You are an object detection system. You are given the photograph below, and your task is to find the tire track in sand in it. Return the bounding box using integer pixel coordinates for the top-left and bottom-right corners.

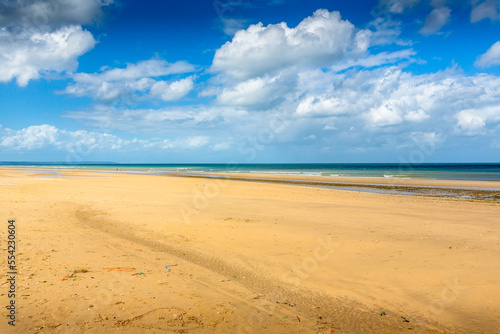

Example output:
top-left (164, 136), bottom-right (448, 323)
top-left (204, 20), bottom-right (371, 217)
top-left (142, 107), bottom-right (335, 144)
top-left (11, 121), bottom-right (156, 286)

top-left (74, 205), bottom-right (464, 334)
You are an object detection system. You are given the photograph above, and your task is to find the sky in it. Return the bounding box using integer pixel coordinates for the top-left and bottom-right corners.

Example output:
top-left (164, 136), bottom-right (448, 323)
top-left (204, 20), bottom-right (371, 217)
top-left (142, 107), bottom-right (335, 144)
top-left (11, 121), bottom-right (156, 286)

top-left (1, 0), bottom-right (500, 163)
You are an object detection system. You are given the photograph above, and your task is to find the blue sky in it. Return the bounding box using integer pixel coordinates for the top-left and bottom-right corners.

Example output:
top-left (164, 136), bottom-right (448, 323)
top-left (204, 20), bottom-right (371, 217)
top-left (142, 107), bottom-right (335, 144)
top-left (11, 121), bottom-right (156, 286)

top-left (1, 0), bottom-right (500, 163)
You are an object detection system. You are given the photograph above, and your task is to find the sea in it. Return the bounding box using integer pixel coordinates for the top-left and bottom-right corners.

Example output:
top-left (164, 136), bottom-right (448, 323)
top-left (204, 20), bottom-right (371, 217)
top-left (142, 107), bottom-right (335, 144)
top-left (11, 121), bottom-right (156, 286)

top-left (1, 163), bottom-right (500, 181)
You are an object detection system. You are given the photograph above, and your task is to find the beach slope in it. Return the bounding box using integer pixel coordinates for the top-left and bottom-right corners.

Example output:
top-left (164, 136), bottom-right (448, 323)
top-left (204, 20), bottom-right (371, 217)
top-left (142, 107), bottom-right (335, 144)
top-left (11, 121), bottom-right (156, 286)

top-left (1, 169), bottom-right (499, 333)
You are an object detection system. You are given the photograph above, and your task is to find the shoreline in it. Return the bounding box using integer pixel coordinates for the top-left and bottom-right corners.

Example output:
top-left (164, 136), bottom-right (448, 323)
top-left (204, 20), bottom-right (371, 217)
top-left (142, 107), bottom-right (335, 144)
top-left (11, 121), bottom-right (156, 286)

top-left (4, 166), bottom-right (500, 201)
top-left (2, 163), bottom-right (500, 181)
top-left (163, 172), bottom-right (500, 202)
top-left (4, 166), bottom-right (500, 187)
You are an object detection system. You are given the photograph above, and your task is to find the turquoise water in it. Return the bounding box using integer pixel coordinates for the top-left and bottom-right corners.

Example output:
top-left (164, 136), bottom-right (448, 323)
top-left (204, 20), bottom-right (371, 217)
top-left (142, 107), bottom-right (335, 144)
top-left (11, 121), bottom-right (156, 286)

top-left (2, 163), bottom-right (500, 181)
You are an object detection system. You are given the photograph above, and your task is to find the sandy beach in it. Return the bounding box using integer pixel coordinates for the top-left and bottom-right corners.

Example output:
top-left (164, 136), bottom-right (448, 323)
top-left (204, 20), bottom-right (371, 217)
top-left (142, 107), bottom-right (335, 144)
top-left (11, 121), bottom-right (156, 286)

top-left (1, 168), bottom-right (499, 333)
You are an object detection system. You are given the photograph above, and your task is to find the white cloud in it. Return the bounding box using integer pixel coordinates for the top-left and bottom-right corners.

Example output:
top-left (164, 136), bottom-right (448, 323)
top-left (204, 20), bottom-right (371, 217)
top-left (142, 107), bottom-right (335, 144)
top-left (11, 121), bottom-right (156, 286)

top-left (201, 1), bottom-right (500, 148)
top-left (0, 124), bottom-right (145, 151)
top-left (456, 111), bottom-right (486, 134)
top-left (64, 106), bottom-right (237, 134)
top-left (185, 136), bottom-right (210, 148)
top-left (330, 49), bottom-right (416, 72)
top-left (290, 65), bottom-right (500, 136)
top-left (322, 124), bottom-right (337, 131)
top-left (0, 25), bottom-right (96, 86)
top-left (211, 9), bottom-right (370, 79)
top-left (221, 18), bottom-right (246, 36)
top-left (379, 0), bottom-right (420, 13)
top-left (420, 6), bottom-right (451, 35)
top-left (404, 109), bottom-right (430, 122)
top-left (471, 0), bottom-right (500, 23)
top-left (365, 102), bottom-right (404, 127)
top-left (0, 0), bottom-right (114, 86)
top-left (0, 124), bottom-right (211, 152)
top-left (4, 5), bottom-right (498, 160)
top-left (0, 0), bottom-right (113, 28)
top-left (410, 131), bottom-right (440, 142)
top-left (367, 18), bottom-right (410, 46)
top-left (212, 141), bottom-right (232, 151)
top-left (296, 95), bottom-right (351, 117)
top-left (456, 106), bottom-right (500, 135)
top-left (50, 64), bottom-right (500, 158)
top-left (475, 41), bottom-right (500, 68)
top-left (294, 67), bottom-right (405, 120)
top-left (63, 59), bottom-right (196, 103)
top-left (81, 59), bottom-right (194, 82)
top-left (409, 131), bottom-right (442, 148)
top-left (149, 76), bottom-right (195, 101)
top-left (216, 72), bottom-right (295, 109)
top-left (0, 124), bottom-right (60, 150)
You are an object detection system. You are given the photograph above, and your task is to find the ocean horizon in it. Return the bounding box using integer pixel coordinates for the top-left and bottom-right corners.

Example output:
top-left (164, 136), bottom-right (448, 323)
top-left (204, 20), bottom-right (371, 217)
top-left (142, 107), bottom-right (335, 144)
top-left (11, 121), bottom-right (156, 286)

top-left (2, 162), bottom-right (500, 181)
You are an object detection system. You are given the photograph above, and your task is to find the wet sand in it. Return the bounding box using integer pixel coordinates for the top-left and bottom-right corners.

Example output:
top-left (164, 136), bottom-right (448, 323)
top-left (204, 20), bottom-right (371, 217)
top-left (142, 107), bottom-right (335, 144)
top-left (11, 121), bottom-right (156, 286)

top-left (168, 172), bottom-right (500, 201)
top-left (1, 168), bottom-right (499, 333)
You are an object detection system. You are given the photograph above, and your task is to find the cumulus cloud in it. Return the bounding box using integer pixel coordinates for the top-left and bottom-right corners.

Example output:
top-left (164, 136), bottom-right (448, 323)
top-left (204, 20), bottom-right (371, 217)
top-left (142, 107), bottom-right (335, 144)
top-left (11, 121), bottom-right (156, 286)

top-left (420, 6), bottom-right (451, 35)
top-left (216, 72), bottom-right (296, 109)
top-left (149, 77), bottom-right (195, 101)
top-left (211, 9), bottom-right (370, 79)
top-left (3, 4), bottom-right (499, 160)
top-left (365, 102), bottom-right (404, 126)
top-left (0, 0), bottom-right (113, 86)
top-left (474, 41), bottom-right (500, 68)
top-left (0, 25), bottom-right (96, 86)
top-left (1, 124), bottom-right (60, 150)
top-left (0, 124), bottom-right (136, 151)
top-left (292, 65), bottom-right (500, 135)
top-left (0, 124), bottom-right (210, 152)
top-left (52, 64), bottom-right (500, 159)
top-left (56, 8), bottom-right (500, 155)
top-left (456, 106), bottom-right (500, 135)
top-left (0, 0), bottom-right (113, 28)
top-left (296, 95), bottom-right (351, 117)
top-left (405, 109), bottom-right (430, 122)
top-left (294, 67), bottom-right (399, 119)
top-left (206, 3), bottom-right (500, 144)
top-left (471, 0), bottom-right (500, 23)
top-left (63, 59), bottom-right (196, 103)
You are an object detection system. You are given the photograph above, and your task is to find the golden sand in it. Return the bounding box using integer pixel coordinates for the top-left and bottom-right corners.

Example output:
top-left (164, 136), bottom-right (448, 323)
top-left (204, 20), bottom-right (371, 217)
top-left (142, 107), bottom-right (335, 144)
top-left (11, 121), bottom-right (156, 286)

top-left (1, 169), bottom-right (499, 333)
